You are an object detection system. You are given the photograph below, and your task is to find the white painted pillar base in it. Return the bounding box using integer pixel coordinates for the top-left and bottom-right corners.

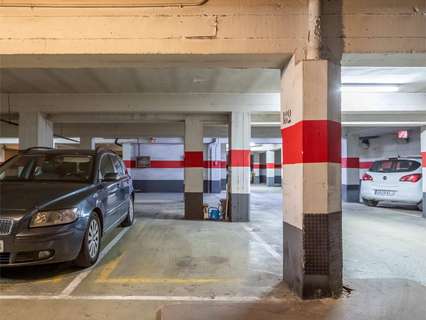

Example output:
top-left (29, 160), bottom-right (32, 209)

top-left (19, 112), bottom-right (53, 150)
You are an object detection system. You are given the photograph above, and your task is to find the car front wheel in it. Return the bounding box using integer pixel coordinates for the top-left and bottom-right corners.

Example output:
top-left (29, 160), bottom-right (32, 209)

top-left (75, 212), bottom-right (101, 268)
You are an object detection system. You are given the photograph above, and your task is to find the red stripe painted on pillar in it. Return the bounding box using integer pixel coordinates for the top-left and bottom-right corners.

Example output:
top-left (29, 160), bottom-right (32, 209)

top-left (359, 161), bottom-right (374, 169)
top-left (341, 157), bottom-right (360, 169)
top-left (229, 150), bottom-right (251, 167)
top-left (252, 163), bottom-right (261, 169)
top-left (422, 152), bottom-right (426, 167)
top-left (124, 160), bottom-right (136, 168)
top-left (274, 164), bottom-right (282, 169)
top-left (203, 161), bottom-right (227, 169)
top-left (184, 152), bottom-right (204, 168)
top-left (282, 120), bottom-right (341, 165)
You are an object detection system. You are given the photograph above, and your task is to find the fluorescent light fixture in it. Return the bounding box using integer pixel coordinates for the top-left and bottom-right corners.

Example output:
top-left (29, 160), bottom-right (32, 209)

top-left (341, 84), bottom-right (400, 93)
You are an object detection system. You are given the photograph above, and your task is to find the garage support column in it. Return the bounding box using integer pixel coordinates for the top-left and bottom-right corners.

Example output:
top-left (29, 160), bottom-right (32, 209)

top-left (220, 142), bottom-right (227, 191)
top-left (274, 149), bottom-right (282, 186)
top-left (252, 153), bottom-right (260, 184)
top-left (421, 127), bottom-right (426, 218)
top-left (266, 150), bottom-right (275, 186)
top-left (184, 117), bottom-right (204, 220)
top-left (19, 112), bottom-right (53, 150)
top-left (228, 112), bottom-right (251, 222)
top-left (0, 145), bottom-right (5, 164)
top-left (281, 56), bottom-right (342, 298)
top-left (342, 131), bottom-right (361, 203)
top-left (80, 137), bottom-right (95, 150)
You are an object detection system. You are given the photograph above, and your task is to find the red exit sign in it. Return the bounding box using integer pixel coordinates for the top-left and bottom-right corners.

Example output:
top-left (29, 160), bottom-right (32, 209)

top-left (397, 130), bottom-right (408, 139)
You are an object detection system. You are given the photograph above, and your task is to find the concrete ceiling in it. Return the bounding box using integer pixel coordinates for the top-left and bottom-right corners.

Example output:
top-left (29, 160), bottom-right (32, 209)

top-left (0, 68), bottom-right (281, 94)
top-left (1, 66), bottom-right (425, 94)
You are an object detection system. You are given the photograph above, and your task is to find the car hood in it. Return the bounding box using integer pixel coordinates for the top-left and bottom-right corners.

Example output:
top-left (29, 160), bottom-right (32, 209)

top-left (0, 181), bottom-right (92, 218)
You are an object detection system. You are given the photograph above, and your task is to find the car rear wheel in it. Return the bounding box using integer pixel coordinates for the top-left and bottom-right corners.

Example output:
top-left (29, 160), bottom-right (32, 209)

top-left (120, 197), bottom-right (135, 227)
top-left (363, 199), bottom-right (379, 207)
top-left (75, 212), bottom-right (101, 268)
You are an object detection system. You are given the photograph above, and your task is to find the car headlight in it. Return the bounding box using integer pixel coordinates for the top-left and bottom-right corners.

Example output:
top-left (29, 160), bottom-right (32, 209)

top-left (30, 208), bottom-right (80, 228)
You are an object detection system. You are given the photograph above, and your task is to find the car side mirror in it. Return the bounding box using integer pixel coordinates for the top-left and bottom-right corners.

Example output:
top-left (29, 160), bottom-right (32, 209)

top-left (102, 172), bottom-right (120, 182)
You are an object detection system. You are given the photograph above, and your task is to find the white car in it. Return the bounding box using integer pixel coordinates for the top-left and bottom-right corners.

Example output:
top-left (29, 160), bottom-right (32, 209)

top-left (360, 157), bottom-right (423, 210)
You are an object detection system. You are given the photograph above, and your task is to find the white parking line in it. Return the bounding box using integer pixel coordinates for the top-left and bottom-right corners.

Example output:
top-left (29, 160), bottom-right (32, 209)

top-left (243, 225), bottom-right (282, 262)
top-left (0, 295), bottom-right (285, 303)
top-left (59, 227), bottom-right (130, 297)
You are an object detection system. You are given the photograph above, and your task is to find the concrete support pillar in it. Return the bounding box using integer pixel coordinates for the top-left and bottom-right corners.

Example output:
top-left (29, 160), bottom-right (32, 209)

top-left (220, 142), bottom-right (227, 191)
top-left (80, 137), bottom-right (95, 150)
top-left (259, 152), bottom-right (267, 183)
top-left (274, 149), bottom-right (282, 185)
top-left (421, 127), bottom-right (426, 218)
top-left (204, 139), bottom-right (222, 194)
top-left (252, 153), bottom-right (260, 184)
top-left (266, 150), bottom-right (275, 186)
top-left (342, 132), bottom-right (361, 203)
top-left (19, 112), bottom-right (53, 150)
top-left (228, 112), bottom-right (251, 222)
top-left (184, 117), bottom-right (204, 220)
top-left (281, 56), bottom-right (342, 298)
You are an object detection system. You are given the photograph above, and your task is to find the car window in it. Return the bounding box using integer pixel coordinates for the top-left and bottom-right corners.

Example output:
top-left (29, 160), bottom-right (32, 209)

top-left (0, 154), bottom-right (93, 182)
top-left (111, 155), bottom-right (125, 177)
top-left (370, 160), bottom-right (421, 173)
top-left (99, 155), bottom-right (116, 180)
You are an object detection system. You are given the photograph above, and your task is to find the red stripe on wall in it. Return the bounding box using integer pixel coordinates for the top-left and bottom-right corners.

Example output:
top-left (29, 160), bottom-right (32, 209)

top-left (229, 149), bottom-right (251, 167)
top-left (274, 164), bottom-right (282, 169)
top-left (252, 163), bottom-right (261, 169)
top-left (282, 120), bottom-right (341, 165)
top-left (125, 159), bottom-right (227, 169)
top-left (360, 161), bottom-right (374, 169)
top-left (342, 157), bottom-right (360, 169)
top-left (184, 151), bottom-right (204, 168)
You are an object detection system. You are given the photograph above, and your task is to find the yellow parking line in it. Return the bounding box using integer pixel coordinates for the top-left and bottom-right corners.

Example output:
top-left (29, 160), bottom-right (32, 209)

top-left (33, 275), bottom-right (63, 284)
top-left (97, 256), bottom-right (123, 281)
top-left (96, 277), bottom-right (235, 285)
top-left (96, 253), bottom-right (236, 285)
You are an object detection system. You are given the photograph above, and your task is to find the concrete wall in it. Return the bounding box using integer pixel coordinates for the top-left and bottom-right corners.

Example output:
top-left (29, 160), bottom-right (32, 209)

top-left (358, 129), bottom-right (420, 176)
top-left (123, 140), bottom-right (226, 193)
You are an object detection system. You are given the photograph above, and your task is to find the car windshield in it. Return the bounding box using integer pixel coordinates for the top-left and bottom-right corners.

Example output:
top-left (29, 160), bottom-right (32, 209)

top-left (370, 159), bottom-right (421, 173)
top-left (0, 153), bottom-right (94, 182)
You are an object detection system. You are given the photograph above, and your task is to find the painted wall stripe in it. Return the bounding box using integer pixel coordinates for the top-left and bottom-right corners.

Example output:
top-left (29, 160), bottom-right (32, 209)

top-left (125, 160), bottom-right (226, 169)
top-left (184, 151), bottom-right (204, 168)
top-left (341, 157), bottom-right (360, 169)
top-left (229, 149), bottom-right (251, 167)
top-left (360, 161), bottom-right (374, 169)
top-left (422, 152), bottom-right (426, 168)
top-left (282, 120), bottom-right (341, 165)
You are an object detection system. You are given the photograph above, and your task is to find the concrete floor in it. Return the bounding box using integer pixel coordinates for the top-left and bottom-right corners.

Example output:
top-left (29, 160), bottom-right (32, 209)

top-left (1, 185), bottom-right (426, 319)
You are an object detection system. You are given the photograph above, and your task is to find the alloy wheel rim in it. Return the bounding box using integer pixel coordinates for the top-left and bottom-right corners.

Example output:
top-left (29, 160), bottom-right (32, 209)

top-left (88, 219), bottom-right (100, 259)
top-left (129, 201), bottom-right (134, 222)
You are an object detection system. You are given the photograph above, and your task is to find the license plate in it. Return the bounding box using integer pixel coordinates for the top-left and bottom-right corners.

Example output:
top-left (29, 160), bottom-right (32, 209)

top-left (375, 190), bottom-right (395, 196)
top-left (0, 240), bottom-right (3, 253)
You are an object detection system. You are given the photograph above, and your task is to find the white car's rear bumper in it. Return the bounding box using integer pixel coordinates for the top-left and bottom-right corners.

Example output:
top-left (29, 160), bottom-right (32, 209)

top-left (361, 181), bottom-right (422, 204)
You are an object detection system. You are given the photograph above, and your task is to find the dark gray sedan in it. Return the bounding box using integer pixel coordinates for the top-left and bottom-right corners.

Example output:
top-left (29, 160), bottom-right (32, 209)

top-left (0, 147), bottom-right (134, 267)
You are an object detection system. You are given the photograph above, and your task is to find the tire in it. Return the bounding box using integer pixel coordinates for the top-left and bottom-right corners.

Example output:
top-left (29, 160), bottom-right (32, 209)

top-left (120, 197), bottom-right (135, 227)
top-left (363, 199), bottom-right (378, 207)
top-left (75, 212), bottom-right (101, 268)
top-left (418, 202), bottom-right (423, 211)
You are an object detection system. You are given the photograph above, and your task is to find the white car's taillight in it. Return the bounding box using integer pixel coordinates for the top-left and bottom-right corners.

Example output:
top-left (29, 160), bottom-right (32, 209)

top-left (400, 174), bottom-right (422, 183)
top-left (362, 173), bottom-right (373, 181)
